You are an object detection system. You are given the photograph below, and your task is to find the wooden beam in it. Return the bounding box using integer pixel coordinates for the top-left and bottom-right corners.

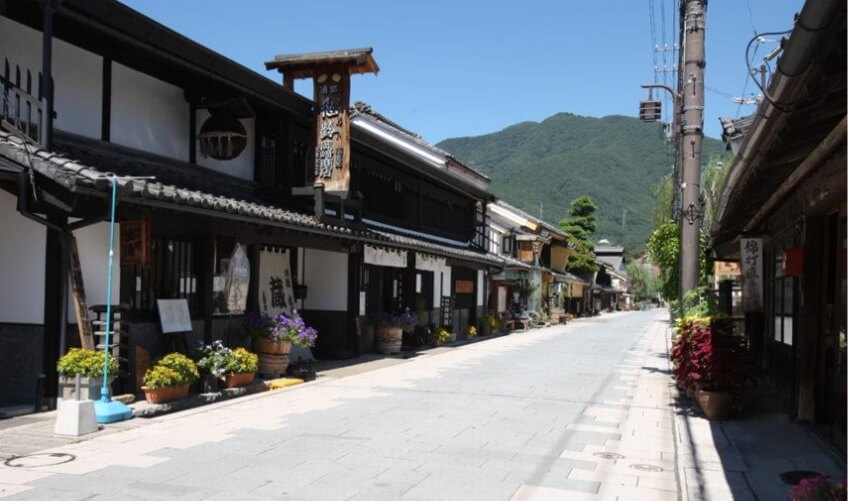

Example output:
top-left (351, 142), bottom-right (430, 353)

top-left (101, 57), bottom-right (111, 141)
top-left (745, 115), bottom-right (847, 232)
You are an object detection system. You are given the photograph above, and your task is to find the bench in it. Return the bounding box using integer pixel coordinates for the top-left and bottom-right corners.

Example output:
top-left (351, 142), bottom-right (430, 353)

top-left (504, 319), bottom-right (529, 331)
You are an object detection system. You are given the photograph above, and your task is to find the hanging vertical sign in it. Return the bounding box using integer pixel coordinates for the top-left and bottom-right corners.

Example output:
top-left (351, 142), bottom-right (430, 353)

top-left (225, 243), bottom-right (250, 313)
top-left (314, 66), bottom-right (351, 198)
top-left (119, 218), bottom-right (150, 267)
top-left (740, 238), bottom-right (763, 312)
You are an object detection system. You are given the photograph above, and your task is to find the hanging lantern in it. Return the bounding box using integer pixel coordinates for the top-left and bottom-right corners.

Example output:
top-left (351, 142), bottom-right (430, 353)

top-left (198, 114), bottom-right (247, 160)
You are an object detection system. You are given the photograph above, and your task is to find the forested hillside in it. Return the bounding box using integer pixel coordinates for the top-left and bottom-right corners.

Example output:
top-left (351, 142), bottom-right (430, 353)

top-left (437, 113), bottom-right (726, 251)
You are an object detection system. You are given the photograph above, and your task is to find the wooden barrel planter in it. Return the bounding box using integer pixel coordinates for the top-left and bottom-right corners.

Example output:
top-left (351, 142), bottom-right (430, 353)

top-left (376, 327), bottom-right (403, 355)
top-left (258, 353), bottom-right (289, 377)
top-left (253, 338), bottom-right (292, 356)
top-left (222, 372), bottom-right (255, 389)
top-left (142, 383), bottom-right (190, 404)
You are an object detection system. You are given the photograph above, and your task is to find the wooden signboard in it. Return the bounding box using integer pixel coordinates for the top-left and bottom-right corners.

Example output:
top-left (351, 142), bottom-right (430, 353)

top-left (313, 65), bottom-right (351, 198)
top-left (68, 235), bottom-right (95, 350)
top-left (156, 299), bottom-right (192, 334)
top-left (455, 280), bottom-right (475, 294)
top-left (120, 218), bottom-right (150, 267)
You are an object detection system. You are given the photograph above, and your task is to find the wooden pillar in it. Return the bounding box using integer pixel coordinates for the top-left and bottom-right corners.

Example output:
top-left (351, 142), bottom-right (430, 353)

top-left (200, 233), bottom-right (215, 344)
top-left (101, 57), bottom-right (111, 141)
top-left (189, 104), bottom-right (197, 165)
top-left (41, 214), bottom-right (67, 409)
top-left (347, 248), bottom-right (362, 356)
top-left (404, 251), bottom-right (416, 312)
top-left (798, 217), bottom-right (824, 421)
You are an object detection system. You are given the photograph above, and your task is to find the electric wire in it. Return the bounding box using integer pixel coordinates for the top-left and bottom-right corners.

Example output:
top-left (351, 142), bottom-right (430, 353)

top-left (745, 29), bottom-right (794, 113)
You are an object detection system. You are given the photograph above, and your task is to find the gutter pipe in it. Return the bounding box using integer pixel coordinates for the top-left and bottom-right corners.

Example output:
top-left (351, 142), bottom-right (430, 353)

top-left (713, 0), bottom-right (842, 234)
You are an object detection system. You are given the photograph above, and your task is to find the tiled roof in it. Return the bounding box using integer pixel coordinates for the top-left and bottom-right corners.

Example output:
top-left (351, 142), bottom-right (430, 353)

top-left (351, 102), bottom-right (491, 184)
top-left (0, 131), bottom-right (503, 267)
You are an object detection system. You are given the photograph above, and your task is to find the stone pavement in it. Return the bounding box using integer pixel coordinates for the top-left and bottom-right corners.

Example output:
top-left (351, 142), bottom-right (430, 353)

top-left (7, 310), bottom-right (842, 501)
top-left (670, 330), bottom-right (847, 499)
top-left (1, 311), bottom-right (680, 500)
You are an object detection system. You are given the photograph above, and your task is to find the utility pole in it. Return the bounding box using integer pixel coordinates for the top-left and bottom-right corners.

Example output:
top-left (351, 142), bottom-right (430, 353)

top-left (678, 0), bottom-right (707, 297)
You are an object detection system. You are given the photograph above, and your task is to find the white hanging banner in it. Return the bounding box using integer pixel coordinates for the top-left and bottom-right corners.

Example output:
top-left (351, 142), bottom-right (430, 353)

top-left (259, 248), bottom-right (295, 317)
top-left (415, 253), bottom-right (446, 272)
top-left (740, 238), bottom-right (763, 312)
top-left (364, 245), bottom-right (407, 268)
top-left (224, 243), bottom-right (250, 313)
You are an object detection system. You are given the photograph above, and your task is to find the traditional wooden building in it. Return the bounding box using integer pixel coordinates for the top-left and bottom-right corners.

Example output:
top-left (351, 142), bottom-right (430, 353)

top-left (0, 0), bottom-right (500, 413)
top-left (594, 241), bottom-right (629, 310)
top-left (485, 201), bottom-right (572, 321)
top-left (712, 0), bottom-right (845, 452)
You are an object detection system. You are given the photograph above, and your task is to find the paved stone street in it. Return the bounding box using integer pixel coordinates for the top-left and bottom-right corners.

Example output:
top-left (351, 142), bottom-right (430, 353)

top-left (1, 311), bottom-right (678, 501)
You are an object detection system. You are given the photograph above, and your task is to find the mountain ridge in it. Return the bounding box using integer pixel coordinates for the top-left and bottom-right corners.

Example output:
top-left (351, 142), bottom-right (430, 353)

top-left (436, 112), bottom-right (726, 251)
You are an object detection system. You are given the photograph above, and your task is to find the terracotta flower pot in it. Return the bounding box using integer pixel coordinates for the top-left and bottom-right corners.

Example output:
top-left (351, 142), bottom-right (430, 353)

top-left (253, 338), bottom-right (292, 355)
top-left (686, 385), bottom-right (696, 400)
top-left (376, 326), bottom-right (402, 355)
top-left (142, 383), bottom-right (190, 404)
top-left (697, 389), bottom-right (733, 420)
top-left (222, 372), bottom-right (255, 389)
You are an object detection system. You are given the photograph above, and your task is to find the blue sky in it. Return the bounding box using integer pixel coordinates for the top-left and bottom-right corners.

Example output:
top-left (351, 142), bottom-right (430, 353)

top-left (123, 0), bottom-right (804, 143)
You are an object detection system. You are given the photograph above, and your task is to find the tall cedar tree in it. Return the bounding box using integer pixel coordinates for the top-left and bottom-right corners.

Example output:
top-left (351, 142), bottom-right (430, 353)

top-left (560, 196), bottom-right (599, 275)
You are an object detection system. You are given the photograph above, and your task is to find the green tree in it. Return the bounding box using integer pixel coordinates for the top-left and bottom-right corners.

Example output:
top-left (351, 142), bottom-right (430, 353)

top-left (625, 261), bottom-right (659, 301)
top-left (646, 222), bottom-right (712, 302)
top-left (701, 156), bottom-right (729, 231)
top-left (560, 196), bottom-right (599, 275)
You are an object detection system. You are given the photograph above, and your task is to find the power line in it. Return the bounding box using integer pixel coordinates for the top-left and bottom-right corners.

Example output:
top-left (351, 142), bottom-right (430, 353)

top-left (744, 0), bottom-right (759, 36)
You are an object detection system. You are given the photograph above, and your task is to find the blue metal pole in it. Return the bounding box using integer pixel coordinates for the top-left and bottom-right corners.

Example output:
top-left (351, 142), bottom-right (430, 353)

top-left (101, 177), bottom-right (116, 400)
top-left (94, 177), bottom-right (132, 423)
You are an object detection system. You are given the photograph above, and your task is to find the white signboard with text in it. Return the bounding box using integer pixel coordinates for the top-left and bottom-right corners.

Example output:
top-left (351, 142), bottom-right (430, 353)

top-left (157, 299), bottom-right (192, 334)
top-left (740, 238), bottom-right (763, 312)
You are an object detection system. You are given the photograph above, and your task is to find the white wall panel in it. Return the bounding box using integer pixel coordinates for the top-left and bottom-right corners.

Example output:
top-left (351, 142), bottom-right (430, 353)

top-left (0, 190), bottom-right (46, 324)
top-left (0, 17), bottom-right (102, 139)
top-left (195, 109), bottom-right (255, 181)
top-left (111, 62), bottom-right (189, 160)
top-left (68, 222), bottom-right (120, 322)
top-left (477, 269), bottom-right (485, 306)
top-left (302, 249), bottom-right (347, 311)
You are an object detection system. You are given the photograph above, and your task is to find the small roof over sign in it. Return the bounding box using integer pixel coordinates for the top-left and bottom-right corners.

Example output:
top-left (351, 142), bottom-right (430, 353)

top-left (265, 47), bottom-right (380, 78)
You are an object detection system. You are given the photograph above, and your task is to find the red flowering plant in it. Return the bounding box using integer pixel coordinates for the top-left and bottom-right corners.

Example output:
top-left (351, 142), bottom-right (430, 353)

top-left (790, 475), bottom-right (846, 501)
top-left (670, 317), bottom-right (707, 389)
top-left (687, 317), bottom-right (752, 392)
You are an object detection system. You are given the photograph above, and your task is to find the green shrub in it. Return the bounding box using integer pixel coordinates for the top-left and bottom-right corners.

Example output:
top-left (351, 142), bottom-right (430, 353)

top-left (144, 353), bottom-right (199, 388)
top-left (143, 366), bottom-right (184, 389)
top-left (435, 328), bottom-right (451, 346)
top-left (57, 348), bottom-right (118, 378)
top-left (226, 348), bottom-right (258, 374)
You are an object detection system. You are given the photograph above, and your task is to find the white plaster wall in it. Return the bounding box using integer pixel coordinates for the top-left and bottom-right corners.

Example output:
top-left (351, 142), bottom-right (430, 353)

top-left (0, 189), bottom-right (46, 324)
top-left (111, 62), bottom-right (189, 160)
top-left (439, 265), bottom-right (452, 302)
top-left (0, 16), bottom-right (102, 139)
top-left (195, 109), bottom-right (255, 181)
top-left (67, 222), bottom-right (120, 322)
top-left (302, 249), bottom-right (347, 311)
top-left (477, 269), bottom-right (485, 306)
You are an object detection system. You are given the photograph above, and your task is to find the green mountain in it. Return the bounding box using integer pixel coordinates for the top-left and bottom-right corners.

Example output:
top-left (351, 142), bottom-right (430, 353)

top-left (436, 113), bottom-right (726, 252)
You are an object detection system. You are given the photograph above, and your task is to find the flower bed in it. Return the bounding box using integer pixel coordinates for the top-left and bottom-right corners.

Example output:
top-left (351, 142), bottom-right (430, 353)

top-left (670, 315), bottom-right (752, 419)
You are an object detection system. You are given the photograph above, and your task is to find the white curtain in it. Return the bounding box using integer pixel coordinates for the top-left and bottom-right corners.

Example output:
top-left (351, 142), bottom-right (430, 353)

top-left (258, 248), bottom-right (295, 317)
top-left (364, 245), bottom-right (407, 268)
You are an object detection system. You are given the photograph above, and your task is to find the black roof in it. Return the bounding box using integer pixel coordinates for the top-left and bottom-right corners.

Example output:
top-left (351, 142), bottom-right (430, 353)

top-left (0, 131), bottom-right (504, 267)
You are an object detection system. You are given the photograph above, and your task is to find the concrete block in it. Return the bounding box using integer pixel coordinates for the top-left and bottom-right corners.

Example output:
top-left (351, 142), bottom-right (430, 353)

top-left (53, 399), bottom-right (98, 436)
